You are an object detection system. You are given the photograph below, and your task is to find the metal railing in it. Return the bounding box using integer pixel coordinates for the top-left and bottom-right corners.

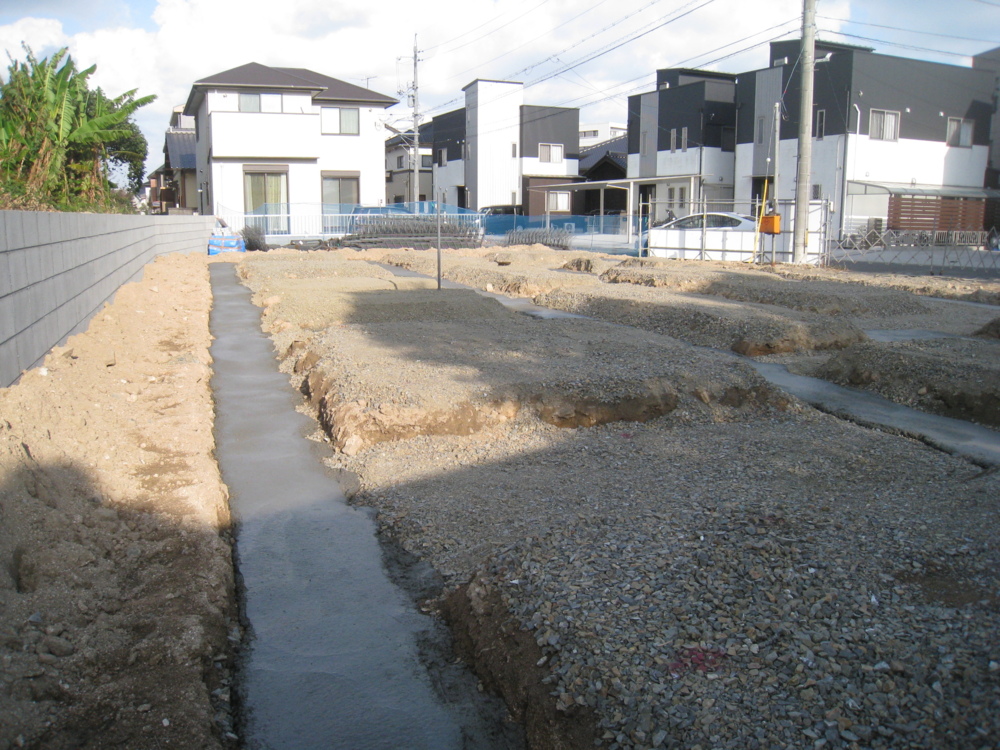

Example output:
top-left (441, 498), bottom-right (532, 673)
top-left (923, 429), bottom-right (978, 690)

top-left (217, 202), bottom-right (483, 242)
top-left (827, 226), bottom-right (1000, 272)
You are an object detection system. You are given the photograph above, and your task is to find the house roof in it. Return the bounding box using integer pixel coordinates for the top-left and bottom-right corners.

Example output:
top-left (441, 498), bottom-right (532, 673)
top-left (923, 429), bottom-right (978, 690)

top-left (184, 62), bottom-right (397, 114)
top-left (386, 121), bottom-right (434, 148)
top-left (165, 130), bottom-right (196, 170)
top-left (272, 67), bottom-right (397, 105)
top-left (579, 135), bottom-right (628, 173)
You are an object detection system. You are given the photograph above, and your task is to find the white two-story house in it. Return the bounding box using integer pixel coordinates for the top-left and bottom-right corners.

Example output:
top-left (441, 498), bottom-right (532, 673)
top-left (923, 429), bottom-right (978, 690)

top-left (183, 62), bottom-right (397, 236)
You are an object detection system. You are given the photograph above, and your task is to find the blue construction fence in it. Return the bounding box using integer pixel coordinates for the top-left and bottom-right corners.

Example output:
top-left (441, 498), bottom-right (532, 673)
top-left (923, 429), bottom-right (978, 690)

top-left (230, 202), bottom-right (646, 239)
top-left (479, 212), bottom-right (646, 237)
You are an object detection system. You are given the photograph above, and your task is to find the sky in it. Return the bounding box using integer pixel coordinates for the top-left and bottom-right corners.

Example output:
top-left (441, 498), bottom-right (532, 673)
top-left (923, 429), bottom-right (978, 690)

top-left (1, 0), bottom-right (998, 182)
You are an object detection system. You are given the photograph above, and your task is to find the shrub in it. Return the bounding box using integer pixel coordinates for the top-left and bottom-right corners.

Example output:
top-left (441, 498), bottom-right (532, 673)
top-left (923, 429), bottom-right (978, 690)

top-left (240, 224), bottom-right (268, 252)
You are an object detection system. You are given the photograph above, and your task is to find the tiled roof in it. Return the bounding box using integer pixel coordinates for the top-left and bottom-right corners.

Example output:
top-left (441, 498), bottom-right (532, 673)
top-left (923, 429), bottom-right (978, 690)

top-left (274, 67), bottom-right (397, 105)
top-left (579, 135), bottom-right (628, 173)
top-left (185, 62), bottom-right (397, 114)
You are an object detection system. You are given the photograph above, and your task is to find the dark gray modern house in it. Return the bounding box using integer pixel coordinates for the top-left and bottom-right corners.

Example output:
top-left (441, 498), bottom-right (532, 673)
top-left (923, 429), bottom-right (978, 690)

top-left (626, 69), bottom-right (738, 223)
top-left (734, 40), bottom-right (998, 234)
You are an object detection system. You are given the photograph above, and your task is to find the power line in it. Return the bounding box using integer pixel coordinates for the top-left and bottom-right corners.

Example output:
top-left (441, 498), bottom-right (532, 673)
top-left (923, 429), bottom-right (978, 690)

top-left (548, 17), bottom-right (798, 113)
top-left (525, 0), bottom-right (718, 88)
top-left (424, 0), bottom-right (553, 55)
top-left (423, 0), bottom-right (694, 117)
top-left (817, 15), bottom-right (1000, 45)
top-left (439, 0), bottom-right (617, 84)
top-left (463, 23), bottom-right (793, 144)
top-left (818, 30), bottom-right (987, 58)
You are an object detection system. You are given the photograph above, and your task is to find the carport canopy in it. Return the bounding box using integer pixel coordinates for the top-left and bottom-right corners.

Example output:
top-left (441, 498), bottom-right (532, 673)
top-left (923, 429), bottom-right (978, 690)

top-left (529, 175), bottom-right (700, 242)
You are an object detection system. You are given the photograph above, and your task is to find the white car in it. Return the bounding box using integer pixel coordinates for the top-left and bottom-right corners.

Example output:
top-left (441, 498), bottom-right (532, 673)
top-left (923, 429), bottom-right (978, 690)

top-left (641, 212), bottom-right (761, 259)
top-left (659, 212), bottom-right (758, 231)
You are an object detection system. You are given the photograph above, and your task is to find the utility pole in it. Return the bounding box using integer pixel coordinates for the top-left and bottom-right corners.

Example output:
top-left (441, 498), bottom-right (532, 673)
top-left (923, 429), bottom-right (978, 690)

top-left (793, 0), bottom-right (816, 263)
top-left (411, 34), bottom-right (421, 205)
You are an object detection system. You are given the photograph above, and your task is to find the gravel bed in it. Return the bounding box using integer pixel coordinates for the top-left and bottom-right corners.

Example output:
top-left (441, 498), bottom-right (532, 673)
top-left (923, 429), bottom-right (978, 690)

top-left (238, 252), bottom-right (1000, 750)
top-left (604, 261), bottom-right (931, 318)
top-left (533, 285), bottom-right (867, 355)
top-left (763, 265), bottom-right (1000, 306)
top-left (336, 413), bottom-right (1000, 750)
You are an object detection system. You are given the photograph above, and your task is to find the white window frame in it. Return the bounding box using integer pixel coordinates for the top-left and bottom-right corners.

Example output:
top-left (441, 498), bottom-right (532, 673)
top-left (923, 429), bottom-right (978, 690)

top-left (546, 191), bottom-right (570, 212)
top-left (815, 109), bottom-right (826, 140)
top-left (321, 107), bottom-right (360, 135)
top-left (946, 117), bottom-right (973, 148)
top-left (670, 129), bottom-right (677, 153)
top-left (681, 126), bottom-right (688, 152)
top-left (870, 109), bottom-right (900, 142)
top-left (438, 148), bottom-right (447, 166)
top-left (321, 173), bottom-right (360, 206)
top-left (539, 143), bottom-right (564, 163)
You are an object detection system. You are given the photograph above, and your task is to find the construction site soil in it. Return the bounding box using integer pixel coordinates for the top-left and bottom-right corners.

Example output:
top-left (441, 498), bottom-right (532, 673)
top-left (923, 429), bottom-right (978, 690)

top-left (1, 245), bottom-right (998, 749)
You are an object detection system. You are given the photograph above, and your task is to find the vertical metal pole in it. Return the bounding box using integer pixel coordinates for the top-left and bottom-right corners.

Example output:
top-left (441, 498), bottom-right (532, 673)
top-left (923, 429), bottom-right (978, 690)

top-left (436, 193), bottom-right (442, 290)
top-left (773, 101), bottom-right (781, 211)
top-left (638, 199), bottom-right (645, 256)
top-left (793, 0), bottom-right (816, 263)
top-left (699, 188), bottom-right (707, 261)
top-left (412, 34), bottom-right (420, 205)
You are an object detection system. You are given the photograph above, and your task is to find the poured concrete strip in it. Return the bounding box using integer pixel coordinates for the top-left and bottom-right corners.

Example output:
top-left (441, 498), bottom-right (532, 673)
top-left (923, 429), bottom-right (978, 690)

top-left (208, 263), bottom-right (465, 749)
top-left (750, 360), bottom-right (1000, 468)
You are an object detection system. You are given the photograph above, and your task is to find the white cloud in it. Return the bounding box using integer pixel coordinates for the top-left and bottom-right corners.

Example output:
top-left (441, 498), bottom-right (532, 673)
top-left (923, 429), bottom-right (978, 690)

top-left (0, 17), bottom-right (68, 62)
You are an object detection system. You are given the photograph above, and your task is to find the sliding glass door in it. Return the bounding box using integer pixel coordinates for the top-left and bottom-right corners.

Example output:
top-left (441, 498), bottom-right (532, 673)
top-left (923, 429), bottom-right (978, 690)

top-left (244, 170), bottom-right (289, 234)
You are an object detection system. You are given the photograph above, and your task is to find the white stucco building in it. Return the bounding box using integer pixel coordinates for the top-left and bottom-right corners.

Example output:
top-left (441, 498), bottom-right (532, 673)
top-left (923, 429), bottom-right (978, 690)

top-left (431, 80), bottom-right (581, 214)
top-left (183, 62), bottom-right (397, 235)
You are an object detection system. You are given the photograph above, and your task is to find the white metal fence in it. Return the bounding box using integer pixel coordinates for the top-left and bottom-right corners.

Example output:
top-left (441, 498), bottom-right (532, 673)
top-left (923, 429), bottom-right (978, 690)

top-left (640, 198), bottom-right (827, 265)
top-left (828, 227), bottom-right (1000, 272)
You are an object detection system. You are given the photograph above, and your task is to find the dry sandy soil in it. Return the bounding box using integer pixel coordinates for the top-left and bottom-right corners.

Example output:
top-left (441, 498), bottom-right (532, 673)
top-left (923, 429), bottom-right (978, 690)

top-left (0, 254), bottom-right (236, 749)
top-left (1, 245), bottom-right (998, 749)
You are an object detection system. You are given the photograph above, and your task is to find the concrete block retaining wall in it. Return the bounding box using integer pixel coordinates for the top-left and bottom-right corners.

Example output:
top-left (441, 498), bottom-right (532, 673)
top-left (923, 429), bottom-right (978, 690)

top-left (0, 211), bottom-right (216, 387)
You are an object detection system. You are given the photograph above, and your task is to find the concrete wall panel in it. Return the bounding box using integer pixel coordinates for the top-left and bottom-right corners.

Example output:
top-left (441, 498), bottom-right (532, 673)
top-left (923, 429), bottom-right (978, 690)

top-left (0, 212), bottom-right (214, 387)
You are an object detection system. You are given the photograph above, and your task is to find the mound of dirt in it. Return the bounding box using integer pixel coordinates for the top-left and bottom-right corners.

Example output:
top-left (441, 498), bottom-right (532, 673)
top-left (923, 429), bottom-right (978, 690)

top-left (534, 285), bottom-right (867, 355)
top-left (815, 338), bottom-right (1000, 427)
top-left (603, 263), bottom-right (930, 318)
top-left (976, 317), bottom-right (1000, 339)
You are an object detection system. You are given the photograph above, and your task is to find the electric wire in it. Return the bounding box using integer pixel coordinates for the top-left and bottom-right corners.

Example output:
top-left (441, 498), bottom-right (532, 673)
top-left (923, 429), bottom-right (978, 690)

top-left (423, 0), bottom-right (709, 117)
top-left (439, 0), bottom-right (618, 83)
top-left (818, 30), bottom-right (990, 59)
top-left (817, 15), bottom-right (1000, 45)
top-left (422, 0), bottom-right (552, 54)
